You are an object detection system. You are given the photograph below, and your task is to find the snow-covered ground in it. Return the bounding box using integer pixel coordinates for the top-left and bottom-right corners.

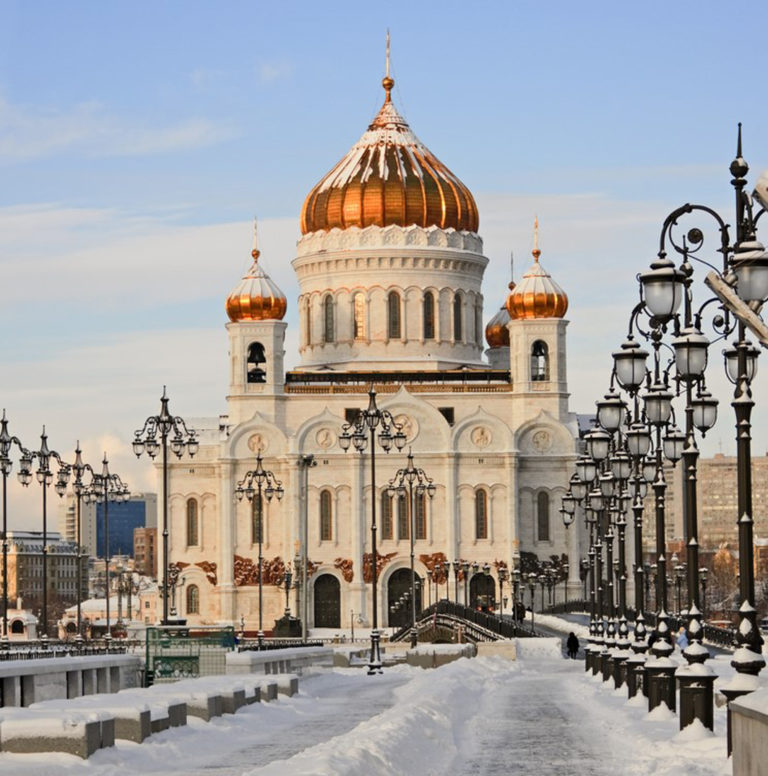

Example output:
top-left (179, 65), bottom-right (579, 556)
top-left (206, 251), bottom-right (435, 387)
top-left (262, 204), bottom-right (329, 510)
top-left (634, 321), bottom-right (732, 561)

top-left (0, 634), bottom-right (739, 776)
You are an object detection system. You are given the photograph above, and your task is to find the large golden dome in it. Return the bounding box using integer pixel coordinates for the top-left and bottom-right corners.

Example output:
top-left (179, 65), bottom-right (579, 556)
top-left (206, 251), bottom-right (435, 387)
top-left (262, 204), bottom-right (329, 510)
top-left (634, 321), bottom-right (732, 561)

top-left (226, 223), bottom-right (287, 322)
top-left (300, 75), bottom-right (479, 235)
top-left (506, 220), bottom-right (568, 320)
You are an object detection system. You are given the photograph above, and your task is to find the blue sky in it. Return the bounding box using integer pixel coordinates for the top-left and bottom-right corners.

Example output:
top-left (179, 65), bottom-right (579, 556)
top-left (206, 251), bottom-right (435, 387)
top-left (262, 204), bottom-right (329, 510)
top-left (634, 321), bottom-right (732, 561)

top-left (1, 0), bottom-right (767, 525)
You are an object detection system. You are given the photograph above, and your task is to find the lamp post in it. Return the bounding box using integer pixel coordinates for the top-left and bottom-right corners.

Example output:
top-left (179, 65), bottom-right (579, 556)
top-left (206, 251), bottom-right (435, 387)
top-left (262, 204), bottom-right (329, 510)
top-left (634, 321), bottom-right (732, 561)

top-left (17, 428), bottom-right (70, 641)
top-left (527, 573), bottom-right (536, 634)
top-left (426, 568), bottom-right (433, 607)
top-left (133, 388), bottom-right (198, 626)
top-left (700, 567), bottom-right (708, 622)
top-left (84, 454), bottom-right (129, 644)
top-left (512, 568), bottom-right (521, 620)
top-left (452, 560), bottom-right (460, 604)
top-left (498, 567), bottom-right (508, 619)
top-left (339, 387), bottom-right (406, 674)
top-left (443, 560), bottom-right (450, 602)
top-left (235, 452), bottom-right (284, 649)
top-left (68, 443), bottom-right (93, 644)
top-left (461, 561), bottom-right (470, 607)
top-left (0, 412), bottom-right (26, 645)
top-left (470, 561), bottom-right (479, 608)
top-left (281, 568), bottom-right (293, 618)
top-left (387, 450), bottom-right (435, 648)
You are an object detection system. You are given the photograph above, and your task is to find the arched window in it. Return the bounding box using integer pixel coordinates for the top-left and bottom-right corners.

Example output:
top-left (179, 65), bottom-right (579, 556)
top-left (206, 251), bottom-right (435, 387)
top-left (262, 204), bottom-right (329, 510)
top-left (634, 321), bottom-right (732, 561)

top-left (475, 301), bottom-right (483, 346)
top-left (381, 492), bottom-right (393, 540)
top-left (186, 498), bottom-right (198, 546)
top-left (531, 340), bottom-right (549, 381)
top-left (387, 291), bottom-right (401, 339)
top-left (251, 494), bottom-right (263, 544)
top-left (414, 491), bottom-right (427, 540)
top-left (320, 490), bottom-right (333, 541)
top-left (397, 492), bottom-right (409, 540)
top-left (475, 489), bottom-right (488, 540)
top-left (186, 584), bottom-right (200, 614)
top-left (453, 294), bottom-right (463, 341)
top-left (423, 292), bottom-right (435, 340)
top-left (246, 342), bottom-right (266, 384)
top-left (537, 491), bottom-right (550, 542)
top-left (353, 293), bottom-right (366, 340)
top-left (323, 296), bottom-right (334, 343)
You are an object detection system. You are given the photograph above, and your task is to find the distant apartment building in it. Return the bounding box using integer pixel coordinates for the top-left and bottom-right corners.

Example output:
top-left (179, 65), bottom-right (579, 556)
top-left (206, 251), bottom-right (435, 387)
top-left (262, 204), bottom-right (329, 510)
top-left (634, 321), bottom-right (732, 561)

top-left (58, 492), bottom-right (157, 559)
top-left (3, 531), bottom-right (88, 611)
top-left (133, 526), bottom-right (157, 578)
top-left (642, 453), bottom-right (768, 551)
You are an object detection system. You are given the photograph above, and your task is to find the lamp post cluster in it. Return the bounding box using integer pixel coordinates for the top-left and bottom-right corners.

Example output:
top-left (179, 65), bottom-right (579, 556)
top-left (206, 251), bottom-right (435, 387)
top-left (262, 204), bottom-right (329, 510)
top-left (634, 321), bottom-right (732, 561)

top-left (1, 413), bottom-right (132, 645)
top-left (133, 388), bottom-right (198, 626)
top-left (235, 451), bottom-right (284, 648)
top-left (387, 449), bottom-right (435, 648)
top-left (561, 129), bottom-right (768, 737)
top-left (339, 387), bottom-right (406, 675)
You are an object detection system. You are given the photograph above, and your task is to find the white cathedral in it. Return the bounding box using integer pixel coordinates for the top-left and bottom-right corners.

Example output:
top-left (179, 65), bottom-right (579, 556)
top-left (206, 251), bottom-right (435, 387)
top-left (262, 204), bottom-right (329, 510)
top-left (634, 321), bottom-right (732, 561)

top-left (166, 67), bottom-right (584, 632)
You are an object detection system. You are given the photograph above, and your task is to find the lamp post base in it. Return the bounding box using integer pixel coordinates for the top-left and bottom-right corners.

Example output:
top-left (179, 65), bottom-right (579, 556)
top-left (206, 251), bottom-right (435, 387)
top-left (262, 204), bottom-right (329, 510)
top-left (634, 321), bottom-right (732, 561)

top-left (367, 629), bottom-right (383, 675)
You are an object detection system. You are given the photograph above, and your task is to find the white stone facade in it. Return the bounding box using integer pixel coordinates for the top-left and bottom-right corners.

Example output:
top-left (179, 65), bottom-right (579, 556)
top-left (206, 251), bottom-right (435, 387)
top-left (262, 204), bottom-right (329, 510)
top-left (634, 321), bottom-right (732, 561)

top-left (165, 218), bottom-right (585, 633)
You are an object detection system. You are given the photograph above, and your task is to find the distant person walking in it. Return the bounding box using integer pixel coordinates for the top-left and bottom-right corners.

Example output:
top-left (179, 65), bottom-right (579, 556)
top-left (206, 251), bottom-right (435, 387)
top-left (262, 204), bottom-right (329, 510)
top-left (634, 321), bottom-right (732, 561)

top-left (566, 632), bottom-right (579, 659)
top-left (676, 626), bottom-right (689, 651)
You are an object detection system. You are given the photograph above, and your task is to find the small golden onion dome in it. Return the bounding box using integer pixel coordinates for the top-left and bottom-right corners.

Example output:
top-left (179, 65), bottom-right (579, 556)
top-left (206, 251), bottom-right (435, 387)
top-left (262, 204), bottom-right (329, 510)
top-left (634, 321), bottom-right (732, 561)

top-left (225, 222), bottom-right (287, 322)
top-left (300, 73), bottom-right (478, 235)
top-left (506, 219), bottom-right (568, 320)
top-left (485, 306), bottom-right (511, 348)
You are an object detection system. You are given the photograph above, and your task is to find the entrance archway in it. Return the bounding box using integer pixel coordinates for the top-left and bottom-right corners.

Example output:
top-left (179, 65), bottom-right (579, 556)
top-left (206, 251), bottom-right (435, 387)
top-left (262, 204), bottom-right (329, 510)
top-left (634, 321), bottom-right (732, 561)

top-left (387, 568), bottom-right (422, 628)
top-left (469, 573), bottom-right (496, 612)
top-left (313, 574), bottom-right (341, 628)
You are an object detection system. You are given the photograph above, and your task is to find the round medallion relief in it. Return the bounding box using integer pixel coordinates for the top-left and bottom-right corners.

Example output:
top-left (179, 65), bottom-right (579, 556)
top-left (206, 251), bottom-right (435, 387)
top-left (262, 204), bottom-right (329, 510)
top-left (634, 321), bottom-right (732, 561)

top-left (394, 414), bottom-right (418, 442)
top-left (532, 430), bottom-right (552, 453)
top-left (471, 426), bottom-right (492, 449)
top-left (315, 428), bottom-right (335, 450)
top-left (247, 433), bottom-right (267, 454)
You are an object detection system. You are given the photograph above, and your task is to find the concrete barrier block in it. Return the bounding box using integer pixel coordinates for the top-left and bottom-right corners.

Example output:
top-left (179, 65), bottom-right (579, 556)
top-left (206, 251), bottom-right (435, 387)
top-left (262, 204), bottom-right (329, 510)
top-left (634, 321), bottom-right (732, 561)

top-left (186, 693), bottom-right (222, 721)
top-left (276, 675), bottom-right (299, 697)
top-left (257, 681), bottom-right (278, 702)
top-left (1, 716), bottom-right (102, 759)
top-left (150, 713), bottom-right (169, 735)
top-left (167, 700), bottom-right (187, 727)
top-left (99, 715), bottom-right (115, 749)
top-left (221, 688), bottom-right (246, 715)
top-left (113, 708), bottom-right (152, 743)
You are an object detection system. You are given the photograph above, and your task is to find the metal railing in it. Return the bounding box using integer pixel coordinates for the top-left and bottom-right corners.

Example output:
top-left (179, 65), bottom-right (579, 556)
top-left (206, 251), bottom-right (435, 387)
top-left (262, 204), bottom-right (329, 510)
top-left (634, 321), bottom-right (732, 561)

top-left (237, 638), bottom-right (325, 652)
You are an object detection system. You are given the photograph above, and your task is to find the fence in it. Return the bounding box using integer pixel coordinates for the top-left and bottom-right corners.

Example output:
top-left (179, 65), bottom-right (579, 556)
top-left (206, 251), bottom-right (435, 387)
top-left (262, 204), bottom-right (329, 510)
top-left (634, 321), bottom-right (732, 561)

top-left (145, 626), bottom-right (236, 683)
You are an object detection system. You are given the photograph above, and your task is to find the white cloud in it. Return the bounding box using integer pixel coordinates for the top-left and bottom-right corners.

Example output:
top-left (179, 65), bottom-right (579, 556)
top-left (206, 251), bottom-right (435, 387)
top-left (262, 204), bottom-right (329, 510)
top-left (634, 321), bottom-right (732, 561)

top-left (0, 96), bottom-right (238, 162)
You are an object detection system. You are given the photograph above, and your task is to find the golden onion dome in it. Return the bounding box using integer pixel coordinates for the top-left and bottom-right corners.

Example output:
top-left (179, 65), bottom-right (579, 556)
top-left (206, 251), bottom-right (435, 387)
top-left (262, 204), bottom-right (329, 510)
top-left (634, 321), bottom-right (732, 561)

top-left (485, 305), bottom-right (511, 348)
top-left (226, 222), bottom-right (287, 322)
top-left (506, 219), bottom-right (568, 320)
top-left (300, 71), bottom-right (479, 235)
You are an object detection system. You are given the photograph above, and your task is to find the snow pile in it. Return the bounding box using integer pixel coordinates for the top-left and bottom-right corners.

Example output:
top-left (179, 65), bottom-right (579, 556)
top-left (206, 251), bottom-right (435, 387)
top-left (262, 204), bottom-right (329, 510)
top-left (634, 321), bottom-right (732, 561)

top-left (514, 637), bottom-right (562, 659)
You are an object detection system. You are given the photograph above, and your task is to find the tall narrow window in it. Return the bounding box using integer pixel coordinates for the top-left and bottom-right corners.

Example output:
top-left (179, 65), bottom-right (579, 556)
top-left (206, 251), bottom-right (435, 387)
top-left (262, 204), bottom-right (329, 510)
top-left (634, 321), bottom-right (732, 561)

top-left (186, 584), bottom-right (200, 614)
top-left (414, 491), bottom-right (427, 540)
top-left (381, 492), bottom-right (393, 540)
top-left (397, 492), bottom-right (409, 539)
top-left (475, 301), bottom-right (483, 346)
top-left (304, 299), bottom-right (312, 346)
top-left (475, 489), bottom-right (488, 540)
top-left (323, 296), bottom-right (334, 343)
top-left (320, 490), bottom-right (333, 541)
top-left (537, 491), bottom-right (550, 542)
top-left (354, 293), bottom-right (366, 340)
top-left (453, 294), bottom-right (463, 341)
top-left (531, 340), bottom-right (549, 381)
top-left (251, 494), bottom-right (263, 544)
top-left (423, 292), bottom-right (435, 340)
top-left (388, 291), bottom-right (401, 339)
top-left (186, 498), bottom-right (198, 546)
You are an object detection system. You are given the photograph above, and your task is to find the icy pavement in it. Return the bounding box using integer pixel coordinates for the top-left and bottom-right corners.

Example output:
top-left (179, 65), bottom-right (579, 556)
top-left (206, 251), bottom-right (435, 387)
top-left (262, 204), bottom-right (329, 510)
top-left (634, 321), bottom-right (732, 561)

top-left (0, 647), bottom-right (736, 776)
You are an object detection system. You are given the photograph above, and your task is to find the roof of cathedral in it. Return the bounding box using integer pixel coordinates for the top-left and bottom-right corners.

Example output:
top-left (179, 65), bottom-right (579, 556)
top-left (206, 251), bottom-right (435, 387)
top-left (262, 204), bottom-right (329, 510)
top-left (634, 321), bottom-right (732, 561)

top-left (225, 222), bottom-right (287, 322)
top-left (506, 219), bottom-right (568, 320)
top-left (300, 70), bottom-right (478, 235)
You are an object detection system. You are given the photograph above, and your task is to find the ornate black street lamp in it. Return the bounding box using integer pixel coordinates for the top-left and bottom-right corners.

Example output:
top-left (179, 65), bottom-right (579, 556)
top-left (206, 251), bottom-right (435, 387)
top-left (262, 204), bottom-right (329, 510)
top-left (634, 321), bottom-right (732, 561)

top-left (17, 428), bottom-right (70, 641)
top-left (83, 454), bottom-right (129, 643)
top-left (133, 388), bottom-right (198, 625)
top-left (235, 452), bottom-right (284, 648)
top-left (700, 567), bottom-right (708, 622)
top-left (387, 450), bottom-right (435, 649)
top-left (0, 412), bottom-right (26, 644)
top-left (498, 567), bottom-right (508, 619)
top-left (339, 388), bottom-right (406, 673)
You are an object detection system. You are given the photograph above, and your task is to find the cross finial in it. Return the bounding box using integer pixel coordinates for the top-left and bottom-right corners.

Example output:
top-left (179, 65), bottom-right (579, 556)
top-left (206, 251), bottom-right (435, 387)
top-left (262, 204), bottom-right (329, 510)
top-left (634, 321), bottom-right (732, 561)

top-left (533, 216), bottom-right (541, 262)
top-left (382, 30), bottom-right (394, 102)
top-left (252, 216), bottom-right (260, 261)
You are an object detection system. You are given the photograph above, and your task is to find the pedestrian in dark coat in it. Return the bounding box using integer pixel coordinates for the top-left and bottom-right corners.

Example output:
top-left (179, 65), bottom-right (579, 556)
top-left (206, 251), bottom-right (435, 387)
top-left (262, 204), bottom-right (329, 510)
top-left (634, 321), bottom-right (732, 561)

top-left (566, 632), bottom-right (579, 659)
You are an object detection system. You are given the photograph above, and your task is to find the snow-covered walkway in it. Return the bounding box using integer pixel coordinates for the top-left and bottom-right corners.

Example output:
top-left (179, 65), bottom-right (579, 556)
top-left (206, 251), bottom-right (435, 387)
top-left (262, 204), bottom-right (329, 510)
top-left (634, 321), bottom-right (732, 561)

top-left (0, 646), bottom-right (734, 776)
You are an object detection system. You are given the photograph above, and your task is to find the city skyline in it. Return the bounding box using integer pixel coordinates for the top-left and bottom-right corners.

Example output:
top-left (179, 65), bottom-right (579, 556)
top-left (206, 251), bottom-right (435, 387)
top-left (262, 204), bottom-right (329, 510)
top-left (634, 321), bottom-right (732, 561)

top-left (2, 1), bottom-right (768, 526)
